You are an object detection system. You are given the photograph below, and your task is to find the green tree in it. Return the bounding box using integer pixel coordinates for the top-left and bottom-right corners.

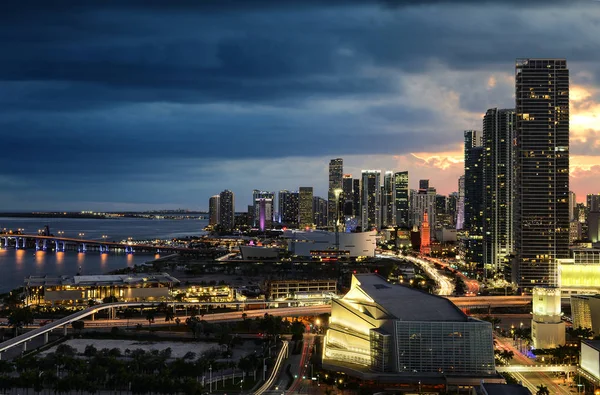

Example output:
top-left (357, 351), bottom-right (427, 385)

top-left (102, 295), bottom-right (118, 303)
top-left (123, 308), bottom-right (134, 328)
top-left (71, 320), bottom-right (85, 334)
top-left (8, 307), bottom-right (34, 336)
top-left (291, 320), bottom-right (305, 341)
top-left (454, 277), bottom-right (466, 296)
top-left (146, 310), bottom-right (155, 327)
top-left (536, 384), bottom-right (550, 395)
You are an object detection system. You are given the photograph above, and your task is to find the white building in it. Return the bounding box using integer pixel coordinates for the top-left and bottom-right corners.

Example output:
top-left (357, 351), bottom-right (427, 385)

top-left (283, 229), bottom-right (376, 258)
top-left (531, 287), bottom-right (565, 349)
top-left (323, 274), bottom-right (496, 388)
top-left (580, 340), bottom-right (600, 386)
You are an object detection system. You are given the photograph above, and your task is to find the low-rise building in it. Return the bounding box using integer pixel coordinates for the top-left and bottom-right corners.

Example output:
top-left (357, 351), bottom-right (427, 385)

top-left (25, 273), bottom-right (179, 305)
top-left (580, 340), bottom-right (600, 386)
top-left (266, 279), bottom-right (337, 301)
top-left (283, 229), bottom-right (377, 258)
top-left (323, 273), bottom-right (497, 390)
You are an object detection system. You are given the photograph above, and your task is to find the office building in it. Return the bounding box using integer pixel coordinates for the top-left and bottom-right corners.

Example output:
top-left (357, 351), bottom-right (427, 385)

top-left (323, 273), bottom-right (495, 386)
top-left (313, 196), bottom-right (328, 227)
top-left (342, 174), bottom-right (354, 216)
top-left (394, 171), bottom-right (409, 227)
top-left (588, 194), bottom-right (600, 213)
top-left (278, 190), bottom-right (299, 226)
top-left (328, 158), bottom-right (344, 228)
top-left (409, 187), bottom-right (436, 237)
top-left (515, 59), bottom-right (570, 290)
top-left (266, 279), bottom-right (337, 301)
top-left (448, 192), bottom-right (458, 227)
top-left (209, 195), bottom-right (220, 225)
top-left (464, 130), bottom-right (484, 271)
top-left (558, 250), bottom-right (600, 296)
top-left (298, 187), bottom-right (314, 229)
top-left (419, 179), bottom-right (429, 191)
top-left (361, 170), bottom-right (381, 230)
top-left (218, 189), bottom-right (235, 229)
top-left (483, 108), bottom-right (516, 276)
top-left (531, 287), bottom-right (565, 349)
top-left (571, 295), bottom-right (600, 336)
top-left (382, 171), bottom-right (395, 227)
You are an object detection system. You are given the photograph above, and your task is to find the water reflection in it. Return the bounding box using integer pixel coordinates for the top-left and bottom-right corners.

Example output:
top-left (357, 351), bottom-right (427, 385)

top-left (15, 249), bottom-right (25, 265)
top-left (127, 254), bottom-right (134, 266)
top-left (35, 250), bottom-right (46, 266)
top-left (56, 251), bottom-right (65, 265)
top-left (154, 254), bottom-right (161, 260)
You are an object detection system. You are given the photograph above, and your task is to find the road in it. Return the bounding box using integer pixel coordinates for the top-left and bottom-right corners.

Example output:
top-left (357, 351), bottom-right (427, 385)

top-left (425, 256), bottom-right (481, 294)
top-left (401, 254), bottom-right (454, 295)
top-left (495, 335), bottom-right (574, 394)
top-left (254, 341), bottom-right (289, 395)
top-left (286, 334), bottom-right (316, 394)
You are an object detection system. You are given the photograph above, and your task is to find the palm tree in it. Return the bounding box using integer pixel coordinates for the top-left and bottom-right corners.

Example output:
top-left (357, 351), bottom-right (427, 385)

top-left (164, 308), bottom-right (174, 330)
top-left (146, 310), bottom-right (155, 328)
top-left (536, 384), bottom-right (550, 395)
top-left (8, 307), bottom-right (33, 337)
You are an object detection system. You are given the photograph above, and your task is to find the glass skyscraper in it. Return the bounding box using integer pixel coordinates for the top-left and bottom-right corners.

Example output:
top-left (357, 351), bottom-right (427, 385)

top-left (515, 59), bottom-right (570, 290)
top-left (394, 171), bottom-right (409, 228)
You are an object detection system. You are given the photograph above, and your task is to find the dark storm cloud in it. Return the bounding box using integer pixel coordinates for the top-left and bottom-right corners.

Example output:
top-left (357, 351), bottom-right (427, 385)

top-left (1, 0), bottom-right (599, 208)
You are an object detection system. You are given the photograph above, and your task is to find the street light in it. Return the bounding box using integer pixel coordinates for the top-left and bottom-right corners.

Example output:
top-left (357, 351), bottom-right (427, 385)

top-left (78, 232), bottom-right (85, 240)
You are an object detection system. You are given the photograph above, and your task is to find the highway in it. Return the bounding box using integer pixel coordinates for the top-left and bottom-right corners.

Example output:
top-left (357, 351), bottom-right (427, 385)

top-left (400, 254), bottom-right (454, 295)
top-left (254, 341), bottom-right (289, 395)
top-left (286, 334), bottom-right (316, 394)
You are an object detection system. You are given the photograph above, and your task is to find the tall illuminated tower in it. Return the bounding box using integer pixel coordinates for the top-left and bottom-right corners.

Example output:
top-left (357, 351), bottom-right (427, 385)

top-left (394, 171), bottom-right (409, 227)
top-left (420, 212), bottom-right (431, 255)
top-left (218, 190), bottom-right (235, 230)
top-left (299, 187), bottom-right (314, 229)
top-left (483, 108), bottom-right (516, 277)
top-left (328, 158), bottom-right (344, 228)
top-left (515, 59), bottom-right (569, 290)
top-left (361, 170), bottom-right (381, 230)
top-left (382, 171), bottom-right (395, 227)
top-left (209, 195), bottom-right (220, 225)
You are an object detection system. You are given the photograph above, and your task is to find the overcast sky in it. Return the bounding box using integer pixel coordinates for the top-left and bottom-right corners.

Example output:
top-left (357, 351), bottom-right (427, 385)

top-left (1, 0), bottom-right (600, 211)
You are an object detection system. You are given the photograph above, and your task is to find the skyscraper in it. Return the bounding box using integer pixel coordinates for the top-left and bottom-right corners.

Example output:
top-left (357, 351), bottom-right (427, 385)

top-left (569, 191), bottom-right (577, 222)
top-left (464, 130), bottom-right (484, 270)
top-left (382, 171), bottom-right (395, 227)
top-left (209, 195), bottom-right (220, 225)
top-left (299, 187), bottom-right (314, 229)
top-left (278, 190), bottom-right (299, 226)
top-left (483, 108), bottom-right (516, 277)
top-left (456, 176), bottom-right (465, 230)
top-left (328, 158), bottom-right (344, 228)
top-left (394, 171), bottom-right (409, 228)
top-left (218, 190), bottom-right (235, 230)
top-left (313, 196), bottom-right (328, 227)
top-left (587, 194), bottom-right (600, 212)
top-left (252, 190), bottom-right (275, 227)
top-left (410, 187), bottom-right (436, 237)
top-left (419, 179), bottom-right (430, 191)
top-left (515, 58), bottom-right (570, 290)
top-left (342, 175), bottom-right (354, 217)
top-left (361, 170), bottom-right (381, 230)
top-left (352, 178), bottom-right (361, 219)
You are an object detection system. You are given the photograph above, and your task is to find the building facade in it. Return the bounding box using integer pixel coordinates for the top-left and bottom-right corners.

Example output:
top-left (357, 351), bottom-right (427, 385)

top-left (313, 196), bottom-right (328, 227)
top-left (323, 274), bottom-right (495, 383)
top-left (394, 171), bottom-right (409, 228)
top-left (483, 108), bottom-right (516, 277)
top-left (361, 170), bottom-right (381, 230)
top-left (515, 59), bottom-right (570, 290)
top-left (219, 189), bottom-right (235, 230)
top-left (298, 187), bottom-right (314, 229)
top-left (209, 195), bottom-right (220, 225)
top-left (464, 130), bottom-right (484, 271)
top-left (278, 190), bottom-right (299, 226)
top-left (382, 171), bottom-right (395, 228)
top-left (328, 158), bottom-right (344, 228)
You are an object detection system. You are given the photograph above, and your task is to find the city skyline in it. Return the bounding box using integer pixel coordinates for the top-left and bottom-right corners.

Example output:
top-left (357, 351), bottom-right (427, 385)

top-left (2, 1), bottom-right (600, 211)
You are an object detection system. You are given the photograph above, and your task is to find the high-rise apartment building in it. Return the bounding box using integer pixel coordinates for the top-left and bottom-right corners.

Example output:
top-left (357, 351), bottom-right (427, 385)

top-left (569, 191), bottom-right (577, 222)
top-left (394, 171), bottom-right (409, 228)
top-left (483, 108), bottom-right (516, 277)
top-left (255, 198), bottom-right (273, 231)
top-left (361, 170), bottom-right (381, 230)
top-left (352, 179), bottom-right (361, 219)
top-left (209, 195), bottom-right (220, 225)
top-left (278, 190), bottom-right (299, 226)
top-left (464, 130), bottom-right (484, 270)
top-left (299, 187), bottom-right (314, 229)
top-left (456, 176), bottom-right (465, 230)
top-left (328, 158), bottom-right (344, 228)
top-left (252, 190), bottom-right (275, 227)
top-left (515, 58), bottom-right (570, 290)
top-left (218, 190), bottom-right (235, 230)
top-left (419, 179), bottom-right (430, 191)
top-left (342, 175), bottom-right (354, 217)
top-left (313, 196), bottom-right (328, 227)
top-left (382, 171), bottom-right (395, 227)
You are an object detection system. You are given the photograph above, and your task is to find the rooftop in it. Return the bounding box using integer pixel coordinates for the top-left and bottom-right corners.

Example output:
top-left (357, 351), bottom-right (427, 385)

top-left (351, 273), bottom-right (467, 322)
top-left (25, 273), bottom-right (179, 287)
top-left (480, 383), bottom-right (531, 395)
top-left (582, 340), bottom-right (600, 352)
